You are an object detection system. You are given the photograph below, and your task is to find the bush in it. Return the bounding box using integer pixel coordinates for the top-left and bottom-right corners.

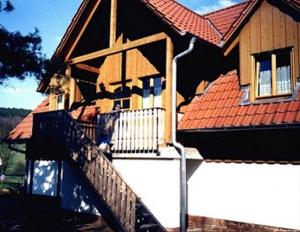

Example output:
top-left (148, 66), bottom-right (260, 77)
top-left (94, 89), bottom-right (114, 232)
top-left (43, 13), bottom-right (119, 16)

top-left (11, 160), bottom-right (25, 175)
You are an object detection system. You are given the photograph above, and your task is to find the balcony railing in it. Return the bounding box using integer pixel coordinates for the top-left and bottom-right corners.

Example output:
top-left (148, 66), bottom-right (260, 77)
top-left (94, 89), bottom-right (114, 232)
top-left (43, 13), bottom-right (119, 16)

top-left (78, 108), bottom-right (165, 155)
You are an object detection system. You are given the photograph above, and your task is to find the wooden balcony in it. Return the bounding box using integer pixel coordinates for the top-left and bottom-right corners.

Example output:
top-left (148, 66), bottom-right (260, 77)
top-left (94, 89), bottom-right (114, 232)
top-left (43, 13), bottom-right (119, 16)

top-left (79, 108), bottom-right (165, 155)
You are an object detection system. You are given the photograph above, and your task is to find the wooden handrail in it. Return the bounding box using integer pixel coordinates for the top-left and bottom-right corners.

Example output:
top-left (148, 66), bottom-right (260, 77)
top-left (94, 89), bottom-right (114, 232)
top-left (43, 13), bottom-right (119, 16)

top-left (31, 110), bottom-right (166, 232)
top-left (78, 108), bottom-right (165, 154)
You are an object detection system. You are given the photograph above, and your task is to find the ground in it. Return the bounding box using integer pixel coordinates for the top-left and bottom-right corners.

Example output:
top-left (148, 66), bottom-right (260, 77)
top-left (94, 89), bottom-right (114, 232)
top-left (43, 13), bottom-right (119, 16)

top-left (0, 194), bottom-right (113, 232)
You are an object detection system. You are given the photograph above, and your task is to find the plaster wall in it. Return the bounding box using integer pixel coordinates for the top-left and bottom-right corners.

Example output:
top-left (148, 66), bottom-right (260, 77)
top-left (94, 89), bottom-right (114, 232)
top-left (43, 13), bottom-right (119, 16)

top-left (60, 161), bottom-right (101, 215)
top-left (113, 158), bottom-right (181, 228)
top-left (188, 161), bottom-right (300, 230)
top-left (31, 160), bottom-right (58, 196)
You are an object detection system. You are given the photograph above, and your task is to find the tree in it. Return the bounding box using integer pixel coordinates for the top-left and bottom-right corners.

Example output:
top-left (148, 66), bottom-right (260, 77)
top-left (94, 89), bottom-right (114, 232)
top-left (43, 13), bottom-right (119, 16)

top-left (0, 144), bottom-right (12, 174)
top-left (0, 0), bottom-right (47, 84)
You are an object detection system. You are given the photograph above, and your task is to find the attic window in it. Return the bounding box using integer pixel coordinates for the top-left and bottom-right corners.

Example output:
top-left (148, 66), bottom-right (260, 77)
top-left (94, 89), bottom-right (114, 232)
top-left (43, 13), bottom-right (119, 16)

top-left (253, 48), bottom-right (293, 98)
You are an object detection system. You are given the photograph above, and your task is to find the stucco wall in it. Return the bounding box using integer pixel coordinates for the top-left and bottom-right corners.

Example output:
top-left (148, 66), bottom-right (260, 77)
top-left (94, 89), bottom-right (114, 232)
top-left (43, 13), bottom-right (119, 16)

top-left (113, 158), bottom-right (181, 228)
top-left (188, 161), bottom-right (300, 230)
top-left (31, 160), bottom-right (58, 196)
top-left (60, 162), bottom-right (101, 215)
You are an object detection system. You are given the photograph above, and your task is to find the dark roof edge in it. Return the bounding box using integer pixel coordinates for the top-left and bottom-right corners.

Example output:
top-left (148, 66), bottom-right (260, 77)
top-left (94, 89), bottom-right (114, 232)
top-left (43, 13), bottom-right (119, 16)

top-left (203, 0), bottom-right (250, 16)
top-left (178, 122), bottom-right (300, 133)
top-left (204, 159), bottom-right (300, 165)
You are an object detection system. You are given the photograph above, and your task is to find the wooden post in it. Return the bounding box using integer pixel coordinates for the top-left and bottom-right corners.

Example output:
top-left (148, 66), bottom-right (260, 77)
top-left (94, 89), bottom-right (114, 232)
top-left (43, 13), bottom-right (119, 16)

top-left (164, 37), bottom-right (173, 144)
top-left (67, 67), bottom-right (76, 109)
top-left (271, 53), bottom-right (277, 95)
top-left (110, 0), bottom-right (117, 47)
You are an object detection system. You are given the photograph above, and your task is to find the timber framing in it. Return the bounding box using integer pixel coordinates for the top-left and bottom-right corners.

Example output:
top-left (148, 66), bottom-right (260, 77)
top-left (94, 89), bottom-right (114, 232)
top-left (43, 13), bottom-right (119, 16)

top-left (68, 32), bottom-right (169, 64)
top-left (65, 0), bottom-right (102, 61)
top-left (75, 63), bottom-right (100, 74)
top-left (109, 0), bottom-right (117, 47)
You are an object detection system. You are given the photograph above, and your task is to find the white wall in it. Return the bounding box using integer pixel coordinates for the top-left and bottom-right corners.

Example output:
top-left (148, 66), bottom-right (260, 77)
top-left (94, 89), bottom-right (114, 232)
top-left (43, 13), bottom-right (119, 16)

top-left (60, 161), bottom-right (101, 215)
top-left (113, 159), bottom-right (180, 228)
top-left (188, 161), bottom-right (300, 230)
top-left (32, 160), bottom-right (58, 196)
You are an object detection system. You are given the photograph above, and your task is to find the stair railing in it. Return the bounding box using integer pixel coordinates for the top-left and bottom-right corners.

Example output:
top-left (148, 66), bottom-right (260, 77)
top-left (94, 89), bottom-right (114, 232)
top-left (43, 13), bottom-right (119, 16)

top-left (31, 110), bottom-right (166, 232)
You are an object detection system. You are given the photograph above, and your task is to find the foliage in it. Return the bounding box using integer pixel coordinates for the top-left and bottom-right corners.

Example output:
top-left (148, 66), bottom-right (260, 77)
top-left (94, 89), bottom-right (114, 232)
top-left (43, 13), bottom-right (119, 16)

top-left (0, 144), bottom-right (12, 174)
top-left (0, 107), bottom-right (31, 118)
top-left (10, 159), bottom-right (25, 175)
top-left (0, 0), bottom-right (49, 85)
top-left (0, 0), bottom-right (13, 12)
top-left (0, 107), bottom-right (27, 177)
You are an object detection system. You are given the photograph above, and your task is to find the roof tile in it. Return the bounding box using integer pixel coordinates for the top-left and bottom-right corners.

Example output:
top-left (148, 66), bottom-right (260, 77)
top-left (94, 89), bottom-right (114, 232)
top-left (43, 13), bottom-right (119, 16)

top-left (178, 70), bottom-right (300, 130)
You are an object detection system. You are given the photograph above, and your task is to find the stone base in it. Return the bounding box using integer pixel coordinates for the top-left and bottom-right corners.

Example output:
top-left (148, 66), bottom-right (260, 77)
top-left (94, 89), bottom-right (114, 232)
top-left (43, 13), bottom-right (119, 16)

top-left (167, 215), bottom-right (299, 232)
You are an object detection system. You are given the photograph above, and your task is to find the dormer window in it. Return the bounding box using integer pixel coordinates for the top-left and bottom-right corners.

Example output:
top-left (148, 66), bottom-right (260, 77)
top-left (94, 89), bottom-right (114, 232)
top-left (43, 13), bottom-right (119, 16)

top-left (254, 48), bottom-right (293, 98)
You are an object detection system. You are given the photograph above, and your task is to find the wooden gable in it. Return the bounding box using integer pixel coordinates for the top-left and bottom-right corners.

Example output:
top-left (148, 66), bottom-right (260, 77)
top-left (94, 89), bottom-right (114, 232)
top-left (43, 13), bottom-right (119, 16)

top-left (238, 0), bottom-right (300, 86)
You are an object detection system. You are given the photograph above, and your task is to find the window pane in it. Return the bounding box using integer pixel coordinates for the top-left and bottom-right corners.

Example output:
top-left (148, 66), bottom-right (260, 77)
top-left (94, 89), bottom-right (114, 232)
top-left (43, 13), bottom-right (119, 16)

top-left (57, 95), bottom-right (64, 110)
top-left (258, 58), bottom-right (272, 96)
top-left (153, 77), bottom-right (162, 107)
top-left (142, 79), bottom-right (151, 108)
top-left (276, 52), bottom-right (291, 94)
top-left (122, 99), bottom-right (130, 109)
top-left (114, 87), bottom-right (122, 99)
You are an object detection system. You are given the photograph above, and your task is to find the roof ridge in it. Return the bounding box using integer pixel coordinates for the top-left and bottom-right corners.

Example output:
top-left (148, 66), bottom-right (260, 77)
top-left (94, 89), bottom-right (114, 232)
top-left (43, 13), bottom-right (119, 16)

top-left (167, 0), bottom-right (207, 20)
top-left (203, 0), bottom-right (251, 16)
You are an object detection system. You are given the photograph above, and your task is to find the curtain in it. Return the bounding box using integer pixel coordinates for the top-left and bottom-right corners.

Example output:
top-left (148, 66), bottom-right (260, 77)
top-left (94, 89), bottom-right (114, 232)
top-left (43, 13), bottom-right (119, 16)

top-left (277, 65), bottom-right (291, 94)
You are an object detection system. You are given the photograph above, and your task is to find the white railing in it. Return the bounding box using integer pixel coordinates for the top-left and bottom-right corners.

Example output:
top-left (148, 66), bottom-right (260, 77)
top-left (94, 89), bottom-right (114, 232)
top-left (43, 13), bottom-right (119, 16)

top-left (98, 108), bottom-right (165, 154)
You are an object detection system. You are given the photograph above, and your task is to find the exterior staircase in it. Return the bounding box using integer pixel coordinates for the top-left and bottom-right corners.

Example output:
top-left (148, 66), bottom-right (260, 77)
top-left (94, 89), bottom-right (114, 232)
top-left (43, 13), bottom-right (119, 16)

top-left (29, 110), bottom-right (166, 232)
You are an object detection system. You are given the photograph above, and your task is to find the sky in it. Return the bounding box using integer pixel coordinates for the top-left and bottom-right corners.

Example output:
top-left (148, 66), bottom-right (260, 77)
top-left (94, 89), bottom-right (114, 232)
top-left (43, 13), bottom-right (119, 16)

top-left (0, 0), bottom-right (243, 110)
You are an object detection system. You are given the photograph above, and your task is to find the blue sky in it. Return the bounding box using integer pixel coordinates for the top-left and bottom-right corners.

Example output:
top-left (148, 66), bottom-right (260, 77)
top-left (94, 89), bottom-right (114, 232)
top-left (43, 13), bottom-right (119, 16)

top-left (0, 0), bottom-right (242, 110)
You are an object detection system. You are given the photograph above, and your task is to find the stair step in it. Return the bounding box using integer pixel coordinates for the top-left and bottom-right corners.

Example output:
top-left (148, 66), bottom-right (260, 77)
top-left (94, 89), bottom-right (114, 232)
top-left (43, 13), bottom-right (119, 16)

top-left (138, 223), bottom-right (159, 231)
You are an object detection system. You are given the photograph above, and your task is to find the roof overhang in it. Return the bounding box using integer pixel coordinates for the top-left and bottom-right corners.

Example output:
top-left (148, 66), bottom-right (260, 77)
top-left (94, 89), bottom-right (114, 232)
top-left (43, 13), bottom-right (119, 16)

top-left (178, 123), bottom-right (300, 133)
top-left (222, 0), bottom-right (300, 53)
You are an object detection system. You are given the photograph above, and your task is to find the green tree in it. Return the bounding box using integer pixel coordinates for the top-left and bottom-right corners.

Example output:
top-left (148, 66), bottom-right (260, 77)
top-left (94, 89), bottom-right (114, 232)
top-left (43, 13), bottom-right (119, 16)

top-left (0, 0), bottom-right (47, 84)
top-left (0, 144), bottom-right (12, 174)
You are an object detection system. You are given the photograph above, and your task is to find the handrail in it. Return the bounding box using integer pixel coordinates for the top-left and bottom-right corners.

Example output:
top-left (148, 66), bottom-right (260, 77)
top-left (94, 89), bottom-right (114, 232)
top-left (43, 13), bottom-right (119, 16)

top-left (78, 107), bottom-right (165, 154)
top-left (31, 110), bottom-right (166, 232)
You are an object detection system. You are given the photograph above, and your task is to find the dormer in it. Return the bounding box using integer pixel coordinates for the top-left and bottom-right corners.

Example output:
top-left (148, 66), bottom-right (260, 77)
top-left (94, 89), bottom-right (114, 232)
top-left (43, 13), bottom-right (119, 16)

top-left (219, 0), bottom-right (300, 102)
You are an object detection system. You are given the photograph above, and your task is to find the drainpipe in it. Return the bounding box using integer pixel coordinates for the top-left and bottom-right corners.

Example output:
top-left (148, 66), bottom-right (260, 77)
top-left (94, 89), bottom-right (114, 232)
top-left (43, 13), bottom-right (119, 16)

top-left (172, 36), bottom-right (196, 232)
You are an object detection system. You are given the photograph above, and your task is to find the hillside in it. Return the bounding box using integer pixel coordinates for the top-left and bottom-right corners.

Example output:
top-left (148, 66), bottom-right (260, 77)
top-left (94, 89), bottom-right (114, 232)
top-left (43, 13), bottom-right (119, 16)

top-left (0, 107), bottom-right (31, 140)
top-left (0, 107), bottom-right (31, 186)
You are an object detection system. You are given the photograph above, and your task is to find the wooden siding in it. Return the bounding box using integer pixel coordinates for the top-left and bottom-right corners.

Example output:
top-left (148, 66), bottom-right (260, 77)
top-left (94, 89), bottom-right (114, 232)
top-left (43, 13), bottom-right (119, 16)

top-left (96, 35), bottom-right (161, 113)
top-left (239, 1), bottom-right (300, 85)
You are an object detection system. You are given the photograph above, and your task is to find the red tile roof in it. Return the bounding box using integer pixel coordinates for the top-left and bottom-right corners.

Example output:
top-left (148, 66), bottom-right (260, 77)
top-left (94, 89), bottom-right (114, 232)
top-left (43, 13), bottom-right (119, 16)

top-left (178, 70), bottom-right (300, 130)
top-left (143, 0), bottom-right (221, 45)
top-left (204, 1), bottom-right (251, 36)
top-left (6, 98), bottom-right (50, 142)
top-left (6, 97), bottom-right (99, 142)
top-left (71, 105), bottom-right (98, 121)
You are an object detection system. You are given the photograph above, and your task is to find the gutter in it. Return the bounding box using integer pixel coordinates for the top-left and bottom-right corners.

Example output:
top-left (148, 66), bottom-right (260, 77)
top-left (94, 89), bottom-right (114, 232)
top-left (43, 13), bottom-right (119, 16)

top-left (178, 123), bottom-right (300, 133)
top-left (172, 36), bottom-right (196, 232)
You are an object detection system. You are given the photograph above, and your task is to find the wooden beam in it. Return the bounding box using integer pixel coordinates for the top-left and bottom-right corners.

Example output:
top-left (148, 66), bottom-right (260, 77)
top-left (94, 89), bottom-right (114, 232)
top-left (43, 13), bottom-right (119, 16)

top-left (69, 32), bottom-right (168, 64)
top-left (65, 0), bottom-right (102, 61)
top-left (75, 63), bottom-right (100, 74)
top-left (164, 37), bottom-right (173, 144)
top-left (66, 66), bottom-right (75, 109)
top-left (224, 36), bottom-right (239, 56)
top-left (110, 0), bottom-right (117, 47)
top-left (271, 54), bottom-right (277, 95)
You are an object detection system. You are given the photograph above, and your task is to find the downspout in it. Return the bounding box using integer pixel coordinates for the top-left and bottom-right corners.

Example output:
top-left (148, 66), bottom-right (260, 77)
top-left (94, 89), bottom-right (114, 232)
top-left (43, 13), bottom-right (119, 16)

top-left (172, 36), bottom-right (196, 232)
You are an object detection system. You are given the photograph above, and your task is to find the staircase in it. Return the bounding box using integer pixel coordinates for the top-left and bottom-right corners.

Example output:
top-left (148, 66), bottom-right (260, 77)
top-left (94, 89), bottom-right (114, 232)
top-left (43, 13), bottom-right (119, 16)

top-left (29, 110), bottom-right (166, 232)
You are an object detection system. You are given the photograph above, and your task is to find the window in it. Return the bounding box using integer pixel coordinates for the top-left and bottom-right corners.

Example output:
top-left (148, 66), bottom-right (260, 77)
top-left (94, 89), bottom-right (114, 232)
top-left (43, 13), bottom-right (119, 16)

top-left (113, 85), bottom-right (131, 110)
top-left (142, 77), bottom-right (162, 108)
top-left (254, 48), bottom-right (293, 98)
top-left (57, 95), bottom-right (64, 110)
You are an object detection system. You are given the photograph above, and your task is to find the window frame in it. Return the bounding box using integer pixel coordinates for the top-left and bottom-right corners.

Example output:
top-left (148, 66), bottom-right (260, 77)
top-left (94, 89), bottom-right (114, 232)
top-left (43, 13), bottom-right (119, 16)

top-left (110, 82), bottom-right (132, 110)
top-left (140, 76), bottom-right (163, 109)
top-left (252, 47), bottom-right (294, 99)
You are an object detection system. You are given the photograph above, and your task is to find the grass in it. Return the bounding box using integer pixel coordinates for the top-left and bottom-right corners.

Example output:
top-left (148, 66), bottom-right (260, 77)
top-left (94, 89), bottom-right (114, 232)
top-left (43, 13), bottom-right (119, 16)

top-left (0, 144), bottom-right (25, 193)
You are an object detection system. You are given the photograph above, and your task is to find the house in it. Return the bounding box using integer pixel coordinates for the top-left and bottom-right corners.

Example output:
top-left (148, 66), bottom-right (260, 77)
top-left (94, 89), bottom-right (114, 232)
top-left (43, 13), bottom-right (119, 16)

top-left (5, 0), bottom-right (300, 231)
